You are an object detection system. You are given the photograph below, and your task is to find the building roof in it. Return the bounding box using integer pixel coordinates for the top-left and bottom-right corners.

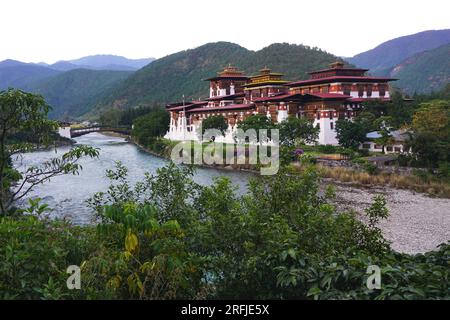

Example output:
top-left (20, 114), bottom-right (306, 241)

top-left (252, 93), bottom-right (303, 102)
top-left (249, 67), bottom-right (285, 78)
top-left (205, 75), bottom-right (249, 81)
top-left (251, 92), bottom-right (351, 103)
top-left (166, 101), bottom-right (208, 111)
top-left (308, 67), bottom-right (369, 75)
top-left (348, 97), bottom-right (392, 103)
top-left (366, 131), bottom-right (382, 139)
top-left (287, 76), bottom-right (397, 87)
top-left (244, 80), bottom-right (290, 88)
top-left (244, 67), bottom-right (289, 88)
top-left (366, 129), bottom-right (410, 142)
top-left (304, 93), bottom-right (351, 100)
top-left (187, 103), bottom-right (255, 113)
top-left (204, 65), bottom-right (249, 81)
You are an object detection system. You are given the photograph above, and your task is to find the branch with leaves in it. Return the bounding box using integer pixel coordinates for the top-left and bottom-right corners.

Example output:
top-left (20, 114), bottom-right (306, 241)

top-left (0, 89), bottom-right (100, 214)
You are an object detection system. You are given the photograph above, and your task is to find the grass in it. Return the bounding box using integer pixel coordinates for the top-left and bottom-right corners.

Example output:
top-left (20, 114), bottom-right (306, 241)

top-left (315, 164), bottom-right (450, 198)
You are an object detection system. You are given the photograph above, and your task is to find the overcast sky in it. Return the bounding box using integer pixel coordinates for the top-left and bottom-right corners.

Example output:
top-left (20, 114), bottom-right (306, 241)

top-left (2, 0), bottom-right (449, 63)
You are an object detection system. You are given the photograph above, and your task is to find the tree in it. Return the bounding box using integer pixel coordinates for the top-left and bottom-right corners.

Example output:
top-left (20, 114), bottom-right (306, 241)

top-left (277, 117), bottom-right (319, 146)
top-left (236, 114), bottom-right (275, 143)
top-left (373, 116), bottom-right (395, 154)
top-left (362, 91), bottom-right (416, 129)
top-left (118, 106), bottom-right (153, 126)
top-left (411, 100), bottom-right (449, 140)
top-left (99, 108), bottom-right (121, 127)
top-left (355, 111), bottom-right (377, 131)
top-left (386, 91), bottom-right (417, 128)
top-left (335, 119), bottom-right (368, 150)
top-left (406, 100), bottom-right (450, 167)
top-left (200, 115), bottom-right (228, 138)
top-left (132, 108), bottom-right (170, 145)
top-left (0, 89), bottom-right (99, 214)
top-left (404, 132), bottom-right (446, 168)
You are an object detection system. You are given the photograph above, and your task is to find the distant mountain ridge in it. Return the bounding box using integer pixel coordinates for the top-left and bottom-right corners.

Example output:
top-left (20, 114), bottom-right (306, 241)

top-left (0, 60), bottom-right (61, 90)
top-left (347, 29), bottom-right (450, 72)
top-left (0, 54), bottom-right (154, 90)
top-left (68, 55), bottom-right (154, 70)
top-left (40, 54), bottom-right (155, 72)
top-left (0, 54), bottom-right (154, 119)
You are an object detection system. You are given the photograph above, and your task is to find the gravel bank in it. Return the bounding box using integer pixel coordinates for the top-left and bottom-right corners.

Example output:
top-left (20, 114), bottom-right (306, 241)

top-left (329, 183), bottom-right (450, 254)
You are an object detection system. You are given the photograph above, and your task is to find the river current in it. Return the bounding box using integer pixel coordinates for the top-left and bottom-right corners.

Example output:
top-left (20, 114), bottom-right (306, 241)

top-left (13, 133), bottom-right (252, 224)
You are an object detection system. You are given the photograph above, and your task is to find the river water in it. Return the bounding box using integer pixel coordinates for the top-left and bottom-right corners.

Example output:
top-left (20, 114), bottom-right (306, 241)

top-left (13, 133), bottom-right (252, 224)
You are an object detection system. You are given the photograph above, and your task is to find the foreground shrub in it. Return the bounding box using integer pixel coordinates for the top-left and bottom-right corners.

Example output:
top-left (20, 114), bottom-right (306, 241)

top-left (0, 215), bottom-right (98, 299)
top-left (1, 163), bottom-right (448, 299)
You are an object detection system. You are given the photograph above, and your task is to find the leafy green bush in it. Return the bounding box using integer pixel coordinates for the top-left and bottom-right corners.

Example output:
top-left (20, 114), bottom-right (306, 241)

top-left (351, 157), bottom-right (367, 165)
top-left (356, 148), bottom-right (370, 157)
top-left (0, 215), bottom-right (97, 299)
top-left (1, 163), bottom-right (448, 300)
top-left (276, 243), bottom-right (449, 300)
top-left (363, 162), bottom-right (379, 175)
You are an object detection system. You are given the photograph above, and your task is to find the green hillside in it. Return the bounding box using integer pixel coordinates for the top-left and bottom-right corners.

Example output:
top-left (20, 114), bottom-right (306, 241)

top-left (27, 69), bottom-right (132, 119)
top-left (390, 44), bottom-right (450, 94)
top-left (88, 42), bottom-right (347, 117)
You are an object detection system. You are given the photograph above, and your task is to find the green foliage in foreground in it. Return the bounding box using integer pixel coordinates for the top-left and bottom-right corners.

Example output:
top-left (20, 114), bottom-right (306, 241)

top-left (0, 89), bottom-right (99, 214)
top-left (1, 163), bottom-right (448, 300)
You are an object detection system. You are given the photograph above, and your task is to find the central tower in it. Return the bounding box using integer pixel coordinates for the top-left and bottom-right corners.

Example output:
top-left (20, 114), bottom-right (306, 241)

top-left (205, 65), bottom-right (248, 98)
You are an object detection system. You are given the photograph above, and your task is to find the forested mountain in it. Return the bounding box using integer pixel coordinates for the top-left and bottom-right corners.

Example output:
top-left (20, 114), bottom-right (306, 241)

top-left (26, 69), bottom-right (132, 119)
top-left (347, 29), bottom-right (450, 72)
top-left (88, 42), bottom-right (347, 117)
top-left (387, 44), bottom-right (450, 94)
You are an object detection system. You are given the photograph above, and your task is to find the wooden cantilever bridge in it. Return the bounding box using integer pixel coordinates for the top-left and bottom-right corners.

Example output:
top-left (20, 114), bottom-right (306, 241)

top-left (60, 126), bottom-right (131, 139)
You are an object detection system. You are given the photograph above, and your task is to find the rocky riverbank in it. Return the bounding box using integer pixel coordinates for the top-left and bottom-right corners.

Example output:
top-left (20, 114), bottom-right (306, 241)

top-left (330, 182), bottom-right (450, 254)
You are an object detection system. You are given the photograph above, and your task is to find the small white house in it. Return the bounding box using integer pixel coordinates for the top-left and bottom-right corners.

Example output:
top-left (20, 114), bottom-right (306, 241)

top-left (361, 130), bottom-right (410, 154)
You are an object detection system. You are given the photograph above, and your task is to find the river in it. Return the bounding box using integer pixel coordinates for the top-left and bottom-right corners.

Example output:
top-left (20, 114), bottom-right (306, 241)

top-left (13, 132), bottom-right (450, 254)
top-left (13, 133), bottom-right (252, 224)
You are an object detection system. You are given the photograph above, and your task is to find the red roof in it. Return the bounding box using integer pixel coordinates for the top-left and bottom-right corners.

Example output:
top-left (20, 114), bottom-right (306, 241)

top-left (348, 97), bottom-right (392, 103)
top-left (204, 75), bottom-right (249, 81)
top-left (167, 101), bottom-right (208, 111)
top-left (288, 76), bottom-right (397, 87)
top-left (252, 92), bottom-right (350, 102)
top-left (187, 104), bottom-right (255, 113)
top-left (252, 93), bottom-right (303, 102)
top-left (305, 93), bottom-right (351, 99)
